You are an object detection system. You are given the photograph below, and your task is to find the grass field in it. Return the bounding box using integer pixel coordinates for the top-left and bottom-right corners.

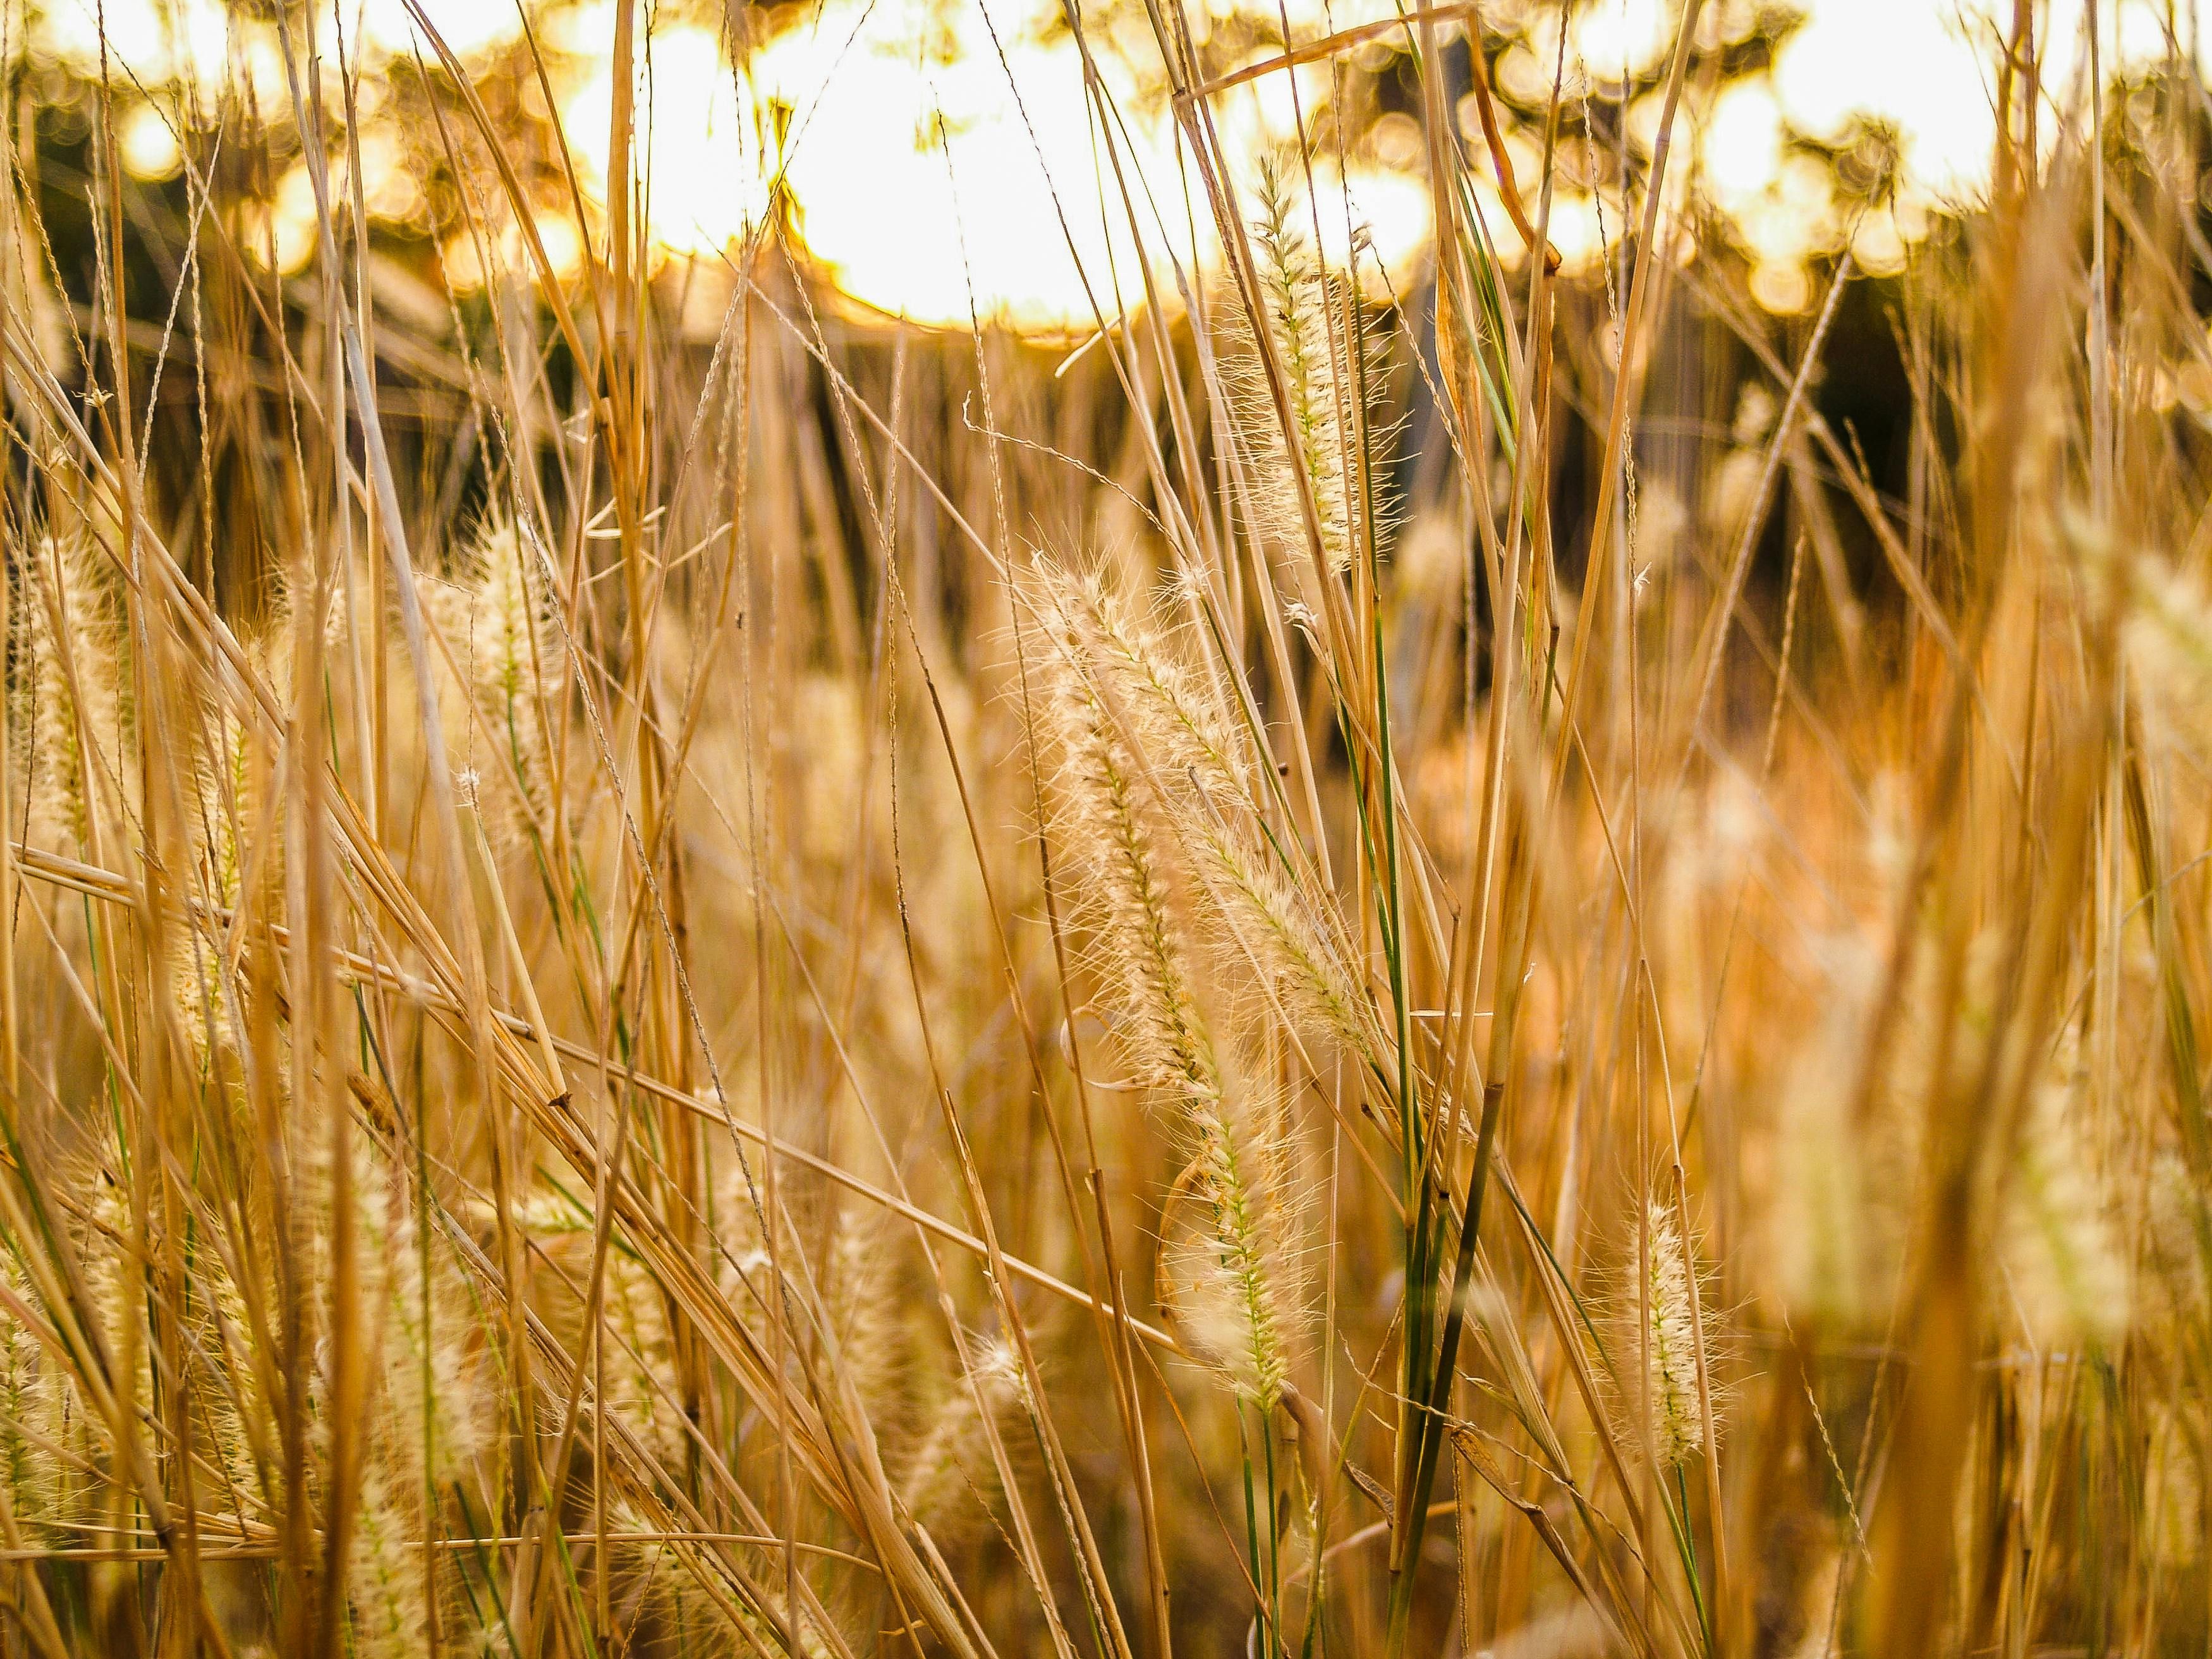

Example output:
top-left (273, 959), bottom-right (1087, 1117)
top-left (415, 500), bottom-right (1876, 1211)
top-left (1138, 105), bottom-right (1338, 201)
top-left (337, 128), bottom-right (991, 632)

top-left (0, 0), bottom-right (2207, 1653)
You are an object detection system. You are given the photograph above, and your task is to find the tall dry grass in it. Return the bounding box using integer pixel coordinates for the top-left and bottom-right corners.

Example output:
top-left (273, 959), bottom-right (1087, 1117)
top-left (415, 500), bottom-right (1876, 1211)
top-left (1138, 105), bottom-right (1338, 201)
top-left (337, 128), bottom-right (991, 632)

top-left (0, 0), bottom-right (2207, 1655)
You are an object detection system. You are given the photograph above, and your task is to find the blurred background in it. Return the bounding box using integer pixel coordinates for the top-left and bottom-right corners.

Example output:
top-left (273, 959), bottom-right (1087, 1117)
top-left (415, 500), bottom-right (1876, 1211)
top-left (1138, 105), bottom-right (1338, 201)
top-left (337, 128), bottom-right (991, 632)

top-left (9, 0), bottom-right (2206, 614)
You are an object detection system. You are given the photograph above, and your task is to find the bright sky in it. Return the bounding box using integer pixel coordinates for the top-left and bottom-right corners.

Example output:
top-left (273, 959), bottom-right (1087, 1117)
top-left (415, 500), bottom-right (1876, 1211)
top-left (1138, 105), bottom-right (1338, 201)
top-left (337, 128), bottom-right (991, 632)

top-left (15, 0), bottom-right (2203, 327)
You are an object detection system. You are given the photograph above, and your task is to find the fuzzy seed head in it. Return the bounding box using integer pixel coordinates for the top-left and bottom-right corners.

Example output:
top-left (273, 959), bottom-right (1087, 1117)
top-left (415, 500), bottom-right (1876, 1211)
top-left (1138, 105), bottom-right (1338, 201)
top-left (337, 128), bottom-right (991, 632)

top-left (426, 520), bottom-right (565, 849)
top-left (1637, 1201), bottom-right (1706, 1468)
top-left (19, 538), bottom-right (125, 855)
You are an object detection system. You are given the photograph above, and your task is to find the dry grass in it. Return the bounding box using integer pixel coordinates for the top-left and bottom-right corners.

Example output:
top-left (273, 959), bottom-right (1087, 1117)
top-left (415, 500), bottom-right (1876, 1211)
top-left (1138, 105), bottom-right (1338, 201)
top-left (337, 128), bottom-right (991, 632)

top-left (0, 1), bottom-right (2207, 1655)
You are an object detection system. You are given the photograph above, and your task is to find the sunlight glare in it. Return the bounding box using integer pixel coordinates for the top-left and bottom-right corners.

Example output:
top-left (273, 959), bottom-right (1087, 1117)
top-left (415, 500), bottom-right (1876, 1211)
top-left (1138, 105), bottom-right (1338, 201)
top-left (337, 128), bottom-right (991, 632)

top-left (30, 0), bottom-right (230, 82)
top-left (24, 0), bottom-right (2212, 330)
top-left (562, 25), bottom-right (771, 261)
